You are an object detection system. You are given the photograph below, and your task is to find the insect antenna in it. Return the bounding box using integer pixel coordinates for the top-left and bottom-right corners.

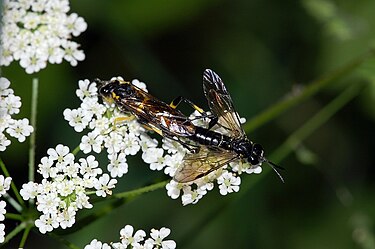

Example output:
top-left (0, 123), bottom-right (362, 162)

top-left (265, 160), bottom-right (285, 183)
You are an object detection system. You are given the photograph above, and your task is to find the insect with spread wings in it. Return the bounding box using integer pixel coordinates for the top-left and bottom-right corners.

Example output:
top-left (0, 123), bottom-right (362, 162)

top-left (173, 69), bottom-right (284, 183)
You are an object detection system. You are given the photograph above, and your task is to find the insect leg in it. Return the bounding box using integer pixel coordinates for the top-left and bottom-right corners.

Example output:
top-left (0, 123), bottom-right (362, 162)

top-left (207, 116), bottom-right (218, 130)
top-left (114, 115), bottom-right (136, 127)
top-left (136, 118), bottom-right (164, 136)
top-left (170, 96), bottom-right (205, 114)
top-left (174, 137), bottom-right (200, 153)
top-left (170, 96), bottom-right (216, 123)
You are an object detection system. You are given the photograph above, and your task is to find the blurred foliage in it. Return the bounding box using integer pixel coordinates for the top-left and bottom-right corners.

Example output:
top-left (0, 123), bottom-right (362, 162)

top-left (1, 0), bottom-right (375, 248)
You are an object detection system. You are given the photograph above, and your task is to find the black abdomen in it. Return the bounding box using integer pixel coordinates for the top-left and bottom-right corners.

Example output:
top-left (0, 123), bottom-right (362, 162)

top-left (190, 126), bottom-right (231, 149)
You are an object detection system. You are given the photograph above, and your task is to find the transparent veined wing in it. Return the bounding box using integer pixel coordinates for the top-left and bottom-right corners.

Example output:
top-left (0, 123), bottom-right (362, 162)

top-left (202, 69), bottom-right (246, 138)
top-left (173, 146), bottom-right (239, 183)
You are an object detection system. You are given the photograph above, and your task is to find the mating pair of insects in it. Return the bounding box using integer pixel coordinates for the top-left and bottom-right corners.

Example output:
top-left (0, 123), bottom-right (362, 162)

top-left (97, 69), bottom-right (283, 183)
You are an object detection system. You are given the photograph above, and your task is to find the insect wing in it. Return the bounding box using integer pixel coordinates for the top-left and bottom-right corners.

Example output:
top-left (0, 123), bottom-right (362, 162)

top-left (173, 147), bottom-right (239, 183)
top-left (115, 84), bottom-right (196, 137)
top-left (202, 69), bottom-right (246, 138)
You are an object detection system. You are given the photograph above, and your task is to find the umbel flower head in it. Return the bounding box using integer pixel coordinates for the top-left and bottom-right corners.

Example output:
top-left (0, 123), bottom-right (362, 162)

top-left (20, 144), bottom-right (117, 233)
top-left (0, 0), bottom-right (87, 73)
top-left (84, 225), bottom-right (176, 249)
top-left (0, 77), bottom-right (34, 151)
top-left (64, 78), bottom-right (263, 206)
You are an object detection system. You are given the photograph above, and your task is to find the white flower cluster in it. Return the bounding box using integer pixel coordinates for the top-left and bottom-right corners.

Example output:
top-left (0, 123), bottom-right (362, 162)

top-left (0, 0), bottom-right (87, 74)
top-left (0, 175), bottom-right (12, 243)
top-left (0, 77), bottom-right (34, 151)
top-left (20, 144), bottom-right (117, 233)
top-left (66, 78), bottom-right (262, 206)
top-left (84, 225), bottom-right (176, 249)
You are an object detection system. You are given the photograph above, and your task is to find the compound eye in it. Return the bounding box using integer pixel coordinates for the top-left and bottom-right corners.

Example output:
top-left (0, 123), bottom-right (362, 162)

top-left (99, 82), bottom-right (117, 96)
top-left (249, 156), bottom-right (260, 165)
top-left (253, 144), bottom-right (264, 157)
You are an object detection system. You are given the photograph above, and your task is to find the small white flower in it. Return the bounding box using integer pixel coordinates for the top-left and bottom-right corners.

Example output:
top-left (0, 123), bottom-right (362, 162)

top-left (139, 134), bottom-right (158, 152)
top-left (66, 13), bottom-right (88, 37)
top-left (5, 118), bottom-right (33, 142)
top-left (63, 108), bottom-right (90, 132)
top-left (89, 116), bottom-right (110, 131)
top-left (131, 79), bottom-right (148, 91)
top-left (166, 181), bottom-right (182, 199)
top-left (37, 156), bottom-right (55, 178)
top-left (19, 49), bottom-right (48, 74)
top-left (181, 187), bottom-right (203, 206)
top-left (0, 134), bottom-right (11, 151)
top-left (20, 181), bottom-right (39, 200)
top-left (76, 192), bottom-right (93, 209)
top-left (47, 144), bottom-right (75, 171)
top-left (76, 80), bottom-right (98, 100)
top-left (81, 98), bottom-right (105, 118)
top-left (0, 201), bottom-right (6, 221)
top-left (142, 148), bottom-right (166, 171)
top-left (0, 223), bottom-right (5, 243)
top-left (58, 206), bottom-right (76, 229)
top-left (95, 174), bottom-right (117, 197)
top-left (56, 180), bottom-right (75, 197)
top-left (104, 132), bottom-right (124, 154)
top-left (0, 175), bottom-right (12, 196)
top-left (164, 152), bottom-right (184, 177)
top-left (79, 155), bottom-right (102, 179)
top-left (246, 165), bottom-right (262, 174)
top-left (35, 213), bottom-right (60, 234)
top-left (148, 227), bottom-right (176, 249)
top-left (217, 171), bottom-right (241, 195)
top-left (122, 133), bottom-right (141, 155)
top-left (36, 192), bottom-right (60, 214)
top-left (80, 131), bottom-right (104, 154)
top-left (84, 239), bottom-right (111, 249)
top-left (62, 40), bottom-right (85, 66)
top-left (108, 153), bottom-right (128, 178)
top-left (0, 77), bottom-right (11, 95)
top-left (119, 224), bottom-right (146, 247)
top-left (1, 94), bottom-right (21, 115)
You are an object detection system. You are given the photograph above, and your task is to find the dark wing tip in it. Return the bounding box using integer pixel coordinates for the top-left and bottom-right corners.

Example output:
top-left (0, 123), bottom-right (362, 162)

top-left (203, 69), bottom-right (221, 83)
top-left (203, 69), bottom-right (227, 94)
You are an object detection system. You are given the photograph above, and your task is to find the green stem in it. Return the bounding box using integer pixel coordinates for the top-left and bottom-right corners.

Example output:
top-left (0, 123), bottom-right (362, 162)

top-left (57, 180), bottom-right (168, 235)
top-left (28, 78), bottom-right (38, 204)
top-left (5, 212), bottom-right (23, 221)
top-left (3, 193), bottom-right (22, 213)
top-left (3, 222), bottom-right (26, 245)
top-left (71, 144), bottom-right (80, 155)
top-left (243, 50), bottom-right (374, 133)
top-left (113, 179), bottom-right (168, 199)
top-left (48, 233), bottom-right (81, 249)
top-left (270, 82), bottom-right (364, 163)
top-left (19, 224), bottom-right (32, 248)
top-left (0, 157), bottom-right (25, 208)
top-left (236, 82), bottom-right (364, 198)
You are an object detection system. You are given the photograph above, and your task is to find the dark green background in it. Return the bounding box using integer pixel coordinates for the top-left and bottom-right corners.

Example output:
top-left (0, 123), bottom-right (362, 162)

top-left (2, 0), bottom-right (375, 248)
